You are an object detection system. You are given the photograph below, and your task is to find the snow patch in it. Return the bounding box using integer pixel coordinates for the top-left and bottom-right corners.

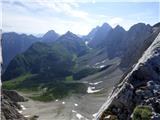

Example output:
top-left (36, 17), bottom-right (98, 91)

top-left (62, 101), bottom-right (66, 104)
top-left (24, 115), bottom-right (30, 118)
top-left (85, 41), bottom-right (88, 45)
top-left (87, 86), bottom-right (103, 93)
top-left (18, 110), bottom-right (23, 113)
top-left (95, 59), bottom-right (106, 66)
top-left (74, 103), bottom-right (78, 107)
top-left (72, 110), bottom-right (84, 119)
top-left (99, 65), bottom-right (105, 68)
top-left (20, 105), bottom-right (26, 110)
top-left (55, 99), bottom-right (58, 102)
top-left (76, 113), bottom-right (84, 119)
top-left (92, 112), bottom-right (98, 117)
top-left (72, 110), bottom-right (76, 113)
top-left (94, 64), bottom-right (105, 69)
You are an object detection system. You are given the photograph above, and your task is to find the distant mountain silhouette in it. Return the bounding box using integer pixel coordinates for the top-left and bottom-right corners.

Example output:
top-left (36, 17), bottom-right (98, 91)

top-left (2, 31), bottom-right (88, 81)
top-left (88, 23), bottom-right (112, 48)
top-left (42, 30), bottom-right (59, 42)
top-left (2, 32), bottom-right (40, 71)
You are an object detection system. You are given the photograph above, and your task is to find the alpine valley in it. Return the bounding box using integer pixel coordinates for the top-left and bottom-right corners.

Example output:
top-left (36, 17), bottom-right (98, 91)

top-left (1, 22), bottom-right (160, 120)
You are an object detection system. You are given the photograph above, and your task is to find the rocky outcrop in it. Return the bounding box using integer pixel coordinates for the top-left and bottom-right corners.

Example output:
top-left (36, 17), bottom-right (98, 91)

top-left (1, 90), bottom-right (27, 120)
top-left (3, 90), bottom-right (27, 102)
top-left (96, 32), bottom-right (160, 120)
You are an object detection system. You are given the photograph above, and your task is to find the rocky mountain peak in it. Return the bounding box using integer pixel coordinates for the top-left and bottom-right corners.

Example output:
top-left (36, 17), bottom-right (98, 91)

top-left (43, 30), bottom-right (57, 36)
top-left (128, 23), bottom-right (152, 34)
top-left (86, 26), bottom-right (100, 40)
top-left (65, 31), bottom-right (75, 36)
top-left (153, 22), bottom-right (160, 28)
top-left (42, 30), bottom-right (59, 42)
top-left (99, 23), bottom-right (112, 33)
top-left (115, 24), bottom-right (124, 30)
top-left (113, 25), bottom-right (125, 33)
top-left (101, 23), bottom-right (112, 29)
top-left (88, 22), bottom-right (112, 48)
top-left (62, 31), bottom-right (80, 40)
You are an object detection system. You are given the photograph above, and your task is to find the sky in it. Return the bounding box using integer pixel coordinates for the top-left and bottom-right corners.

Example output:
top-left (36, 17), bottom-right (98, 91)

top-left (1, 0), bottom-right (160, 35)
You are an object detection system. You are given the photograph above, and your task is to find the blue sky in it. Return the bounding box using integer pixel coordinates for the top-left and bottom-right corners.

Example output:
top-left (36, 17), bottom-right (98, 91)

top-left (1, 0), bottom-right (160, 35)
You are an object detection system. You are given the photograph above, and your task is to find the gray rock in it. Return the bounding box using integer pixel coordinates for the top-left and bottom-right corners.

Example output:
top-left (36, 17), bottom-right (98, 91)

top-left (3, 90), bottom-right (27, 102)
top-left (1, 90), bottom-right (27, 120)
top-left (151, 114), bottom-right (160, 120)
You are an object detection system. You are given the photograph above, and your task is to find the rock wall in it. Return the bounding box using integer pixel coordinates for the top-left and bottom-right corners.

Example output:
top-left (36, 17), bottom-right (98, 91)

top-left (96, 32), bottom-right (160, 120)
top-left (1, 90), bottom-right (27, 120)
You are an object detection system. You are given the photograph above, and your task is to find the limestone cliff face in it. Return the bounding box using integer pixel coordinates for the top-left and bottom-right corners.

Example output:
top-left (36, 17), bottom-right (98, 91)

top-left (1, 90), bottom-right (27, 120)
top-left (96, 32), bottom-right (160, 120)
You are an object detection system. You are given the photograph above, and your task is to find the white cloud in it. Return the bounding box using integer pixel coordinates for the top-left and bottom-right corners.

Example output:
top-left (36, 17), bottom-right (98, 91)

top-left (34, 0), bottom-right (89, 19)
top-left (2, 0), bottom-right (158, 35)
top-left (2, 8), bottom-right (92, 35)
top-left (2, 0), bottom-right (93, 34)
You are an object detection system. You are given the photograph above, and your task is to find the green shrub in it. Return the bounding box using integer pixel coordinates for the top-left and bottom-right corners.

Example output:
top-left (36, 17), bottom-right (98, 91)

top-left (65, 75), bottom-right (73, 81)
top-left (2, 74), bottom-right (33, 90)
top-left (29, 82), bottom-right (87, 102)
top-left (132, 105), bottom-right (152, 120)
top-left (110, 115), bottom-right (118, 120)
top-left (29, 94), bottom-right (54, 102)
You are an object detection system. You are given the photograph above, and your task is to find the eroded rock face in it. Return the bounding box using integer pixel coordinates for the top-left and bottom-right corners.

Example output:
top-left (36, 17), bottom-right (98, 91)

top-left (97, 31), bottom-right (160, 120)
top-left (3, 90), bottom-right (27, 102)
top-left (1, 90), bottom-right (27, 120)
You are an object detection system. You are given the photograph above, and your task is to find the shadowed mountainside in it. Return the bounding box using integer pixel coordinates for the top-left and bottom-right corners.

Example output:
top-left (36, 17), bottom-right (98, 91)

top-left (97, 29), bottom-right (160, 120)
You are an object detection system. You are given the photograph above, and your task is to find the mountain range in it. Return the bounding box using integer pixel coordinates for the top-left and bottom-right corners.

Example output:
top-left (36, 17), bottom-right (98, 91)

top-left (97, 23), bottom-right (160, 120)
top-left (1, 22), bottom-right (160, 120)
top-left (2, 30), bottom-right (59, 72)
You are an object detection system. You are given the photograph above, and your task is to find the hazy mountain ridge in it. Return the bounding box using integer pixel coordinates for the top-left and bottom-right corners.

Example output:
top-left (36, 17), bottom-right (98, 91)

top-left (41, 30), bottom-right (59, 42)
top-left (2, 32), bottom-right (40, 71)
top-left (77, 23), bottom-right (158, 73)
top-left (3, 22), bottom-right (159, 89)
top-left (2, 31), bottom-right (88, 81)
top-left (87, 23), bottom-right (112, 48)
top-left (2, 22), bottom-right (160, 120)
top-left (2, 30), bottom-right (60, 71)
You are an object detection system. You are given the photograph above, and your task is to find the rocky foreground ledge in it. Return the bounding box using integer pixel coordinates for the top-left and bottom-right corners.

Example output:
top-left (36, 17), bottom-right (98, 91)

top-left (1, 89), bottom-right (27, 120)
top-left (96, 32), bottom-right (160, 120)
